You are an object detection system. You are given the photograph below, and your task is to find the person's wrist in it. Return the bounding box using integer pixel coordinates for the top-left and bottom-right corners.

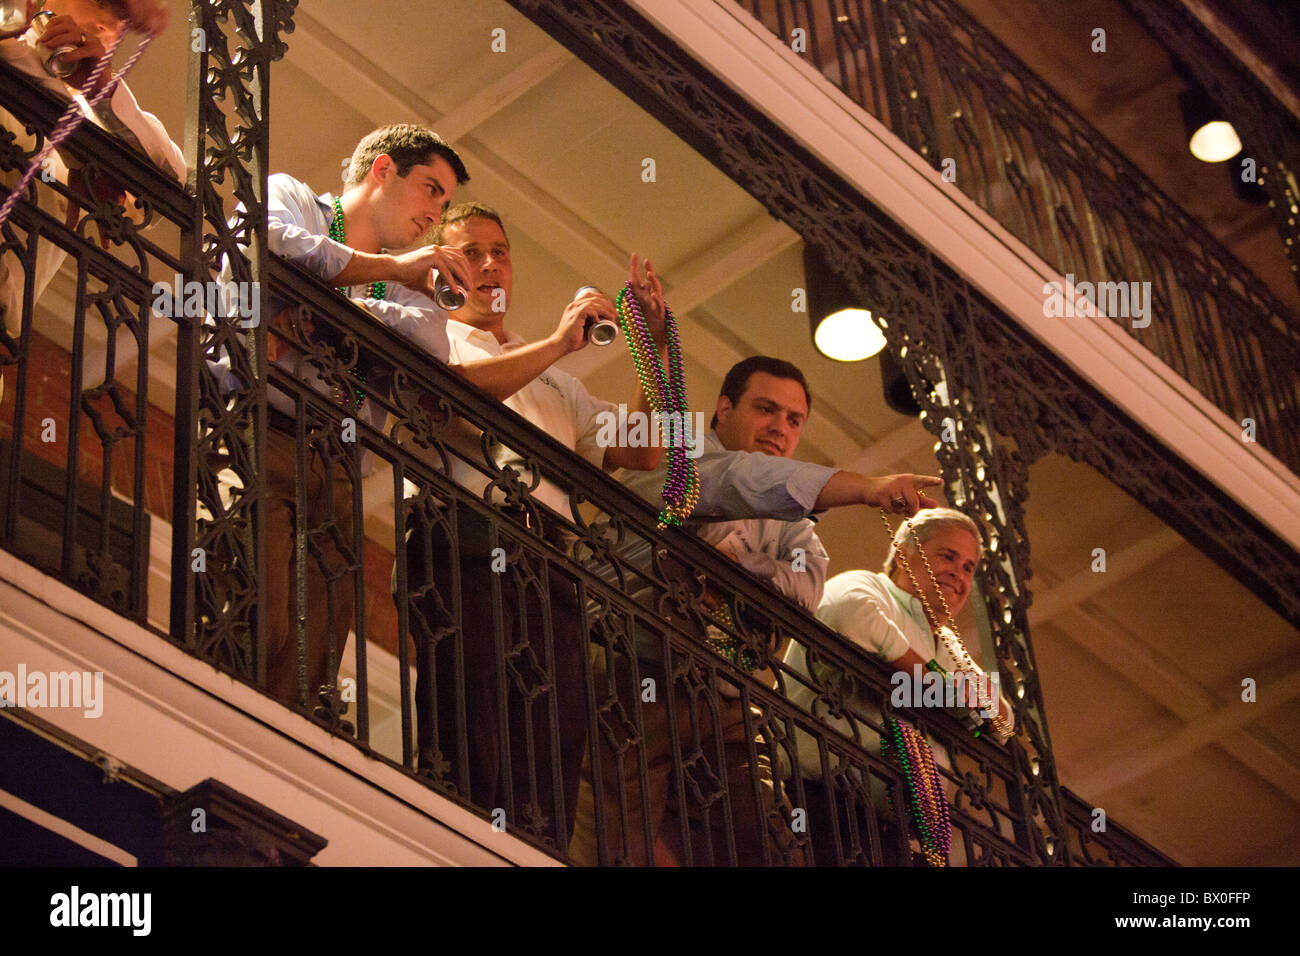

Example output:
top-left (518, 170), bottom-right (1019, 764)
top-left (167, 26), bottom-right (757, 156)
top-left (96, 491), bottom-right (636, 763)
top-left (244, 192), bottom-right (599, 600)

top-left (859, 474), bottom-right (879, 506)
top-left (79, 59), bottom-right (109, 93)
top-left (543, 329), bottom-right (570, 355)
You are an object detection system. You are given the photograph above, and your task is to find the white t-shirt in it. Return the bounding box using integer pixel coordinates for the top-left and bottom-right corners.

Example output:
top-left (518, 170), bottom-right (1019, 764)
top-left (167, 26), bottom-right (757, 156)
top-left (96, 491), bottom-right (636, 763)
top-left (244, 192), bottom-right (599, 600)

top-left (441, 320), bottom-right (617, 516)
top-left (785, 570), bottom-right (957, 780)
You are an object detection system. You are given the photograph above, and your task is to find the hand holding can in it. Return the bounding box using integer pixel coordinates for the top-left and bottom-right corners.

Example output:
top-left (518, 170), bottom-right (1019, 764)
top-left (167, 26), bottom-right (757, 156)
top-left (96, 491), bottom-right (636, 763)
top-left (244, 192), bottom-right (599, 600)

top-left (576, 285), bottom-right (618, 346)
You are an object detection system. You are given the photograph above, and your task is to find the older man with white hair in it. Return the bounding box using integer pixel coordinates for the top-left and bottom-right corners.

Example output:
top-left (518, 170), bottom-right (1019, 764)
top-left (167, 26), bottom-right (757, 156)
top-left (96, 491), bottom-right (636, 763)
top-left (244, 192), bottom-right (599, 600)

top-left (785, 506), bottom-right (1013, 864)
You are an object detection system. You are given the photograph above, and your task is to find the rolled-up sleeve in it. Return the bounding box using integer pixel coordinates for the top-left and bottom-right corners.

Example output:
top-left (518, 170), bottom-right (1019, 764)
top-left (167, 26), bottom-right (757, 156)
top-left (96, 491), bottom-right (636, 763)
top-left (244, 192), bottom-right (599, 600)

top-left (733, 522), bottom-right (828, 613)
top-left (370, 285), bottom-right (450, 364)
top-left (267, 174), bottom-right (355, 280)
top-left (571, 378), bottom-right (619, 469)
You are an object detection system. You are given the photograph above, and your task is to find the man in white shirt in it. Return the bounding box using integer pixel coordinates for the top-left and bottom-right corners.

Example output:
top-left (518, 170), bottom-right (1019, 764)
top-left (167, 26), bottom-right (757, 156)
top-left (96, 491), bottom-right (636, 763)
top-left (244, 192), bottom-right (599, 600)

top-left (0, 0), bottom-right (186, 338)
top-left (400, 201), bottom-right (665, 852)
top-left (786, 506), bottom-right (1013, 864)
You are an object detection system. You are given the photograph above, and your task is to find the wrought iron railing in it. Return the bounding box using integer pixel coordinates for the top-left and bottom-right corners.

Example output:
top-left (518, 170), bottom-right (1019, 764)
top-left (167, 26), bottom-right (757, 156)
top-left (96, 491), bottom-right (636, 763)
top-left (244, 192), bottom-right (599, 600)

top-left (0, 3), bottom-right (1180, 866)
top-left (1062, 788), bottom-right (1175, 867)
top-left (739, 0), bottom-right (1300, 474)
top-left (245, 252), bottom-right (1040, 865)
top-left (1, 67), bottom-right (188, 627)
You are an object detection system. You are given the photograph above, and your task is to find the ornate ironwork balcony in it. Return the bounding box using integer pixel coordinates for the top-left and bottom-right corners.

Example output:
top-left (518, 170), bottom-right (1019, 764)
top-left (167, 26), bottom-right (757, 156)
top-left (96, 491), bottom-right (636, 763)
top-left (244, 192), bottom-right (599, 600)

top-left (739, 0), bottom-right (1300, 475)
top-left (1062, 788), bottom-right (1173, 867)
top-left (0, 4), bottom-right (1184, 867)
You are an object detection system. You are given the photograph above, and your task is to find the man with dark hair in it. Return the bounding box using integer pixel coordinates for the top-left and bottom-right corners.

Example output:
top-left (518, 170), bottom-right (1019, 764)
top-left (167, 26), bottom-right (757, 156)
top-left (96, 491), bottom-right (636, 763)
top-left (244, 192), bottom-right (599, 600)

top-left (221, 123), bottom-right (473, 713)
top-left (709, 355), bottom-right (810, 430)
top-left (343, 125), bottom-right (470, 191)
top-left (573, 354), bottom-right (942, 865)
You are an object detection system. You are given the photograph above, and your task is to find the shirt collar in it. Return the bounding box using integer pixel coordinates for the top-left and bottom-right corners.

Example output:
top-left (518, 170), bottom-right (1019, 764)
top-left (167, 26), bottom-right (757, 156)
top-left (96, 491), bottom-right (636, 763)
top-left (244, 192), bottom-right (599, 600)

top-left (447, 319), bottom-right (526, 350)
top-left (882, 574), bottom-right (931, 634)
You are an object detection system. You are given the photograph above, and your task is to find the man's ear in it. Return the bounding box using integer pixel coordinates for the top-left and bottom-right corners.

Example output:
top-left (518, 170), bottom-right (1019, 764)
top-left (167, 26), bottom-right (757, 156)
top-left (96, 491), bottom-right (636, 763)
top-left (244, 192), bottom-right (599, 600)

top-left (714, 395), bottom-right (733, 428)
top-left (369, 153), bottom-right (395, 184)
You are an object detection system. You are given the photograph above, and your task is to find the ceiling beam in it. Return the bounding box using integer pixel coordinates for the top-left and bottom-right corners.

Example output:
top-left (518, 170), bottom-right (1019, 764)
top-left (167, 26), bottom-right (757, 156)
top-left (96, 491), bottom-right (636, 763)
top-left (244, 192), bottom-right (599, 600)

top-left (1052, 603), bottom-right (1300, 805)
top-left (578, 214), bottom-right (797, 381)
top-left (840, 419), bottom-right (931, 473)
top-left (288, 11), bottom-right (430, 126)
top-left (668, 219), bottom-right (797, 309)
top-left (1075, 664), bottom-right (1300, 798)
top-left (433, 46), bottom-right (574, 142)
top-left (1027, 527), bottom-right (1184, 624)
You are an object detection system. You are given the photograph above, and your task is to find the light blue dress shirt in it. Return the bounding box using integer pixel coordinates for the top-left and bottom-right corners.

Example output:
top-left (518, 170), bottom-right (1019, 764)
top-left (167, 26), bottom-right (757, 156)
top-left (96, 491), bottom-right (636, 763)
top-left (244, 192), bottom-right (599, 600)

top-left (210, 173), bottom-right (451, 441)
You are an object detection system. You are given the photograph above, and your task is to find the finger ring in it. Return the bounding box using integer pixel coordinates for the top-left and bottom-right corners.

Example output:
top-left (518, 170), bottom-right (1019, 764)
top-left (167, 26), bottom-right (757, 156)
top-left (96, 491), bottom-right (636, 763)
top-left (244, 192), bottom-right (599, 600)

top-left (79, 31), bottom-right (86, 45)
top-left (890, 496), bottom-right (907, 511)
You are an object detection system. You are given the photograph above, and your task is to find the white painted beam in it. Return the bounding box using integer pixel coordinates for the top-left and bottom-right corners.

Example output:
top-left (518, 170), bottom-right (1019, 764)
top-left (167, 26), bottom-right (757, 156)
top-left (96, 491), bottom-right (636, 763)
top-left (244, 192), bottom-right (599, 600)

top-left (841, 419), bottom-right (932, 474)
top-left (1052, 603), bottom-right (1300, 804)
top-left (1027, 528), bottom-right (1185, 624)
top-left (665, 218), bottom-right (798, 313)
top-left (1076, 665), bottom-right (1300, 797)
top-left (433, 46), bottom-right (574, 142)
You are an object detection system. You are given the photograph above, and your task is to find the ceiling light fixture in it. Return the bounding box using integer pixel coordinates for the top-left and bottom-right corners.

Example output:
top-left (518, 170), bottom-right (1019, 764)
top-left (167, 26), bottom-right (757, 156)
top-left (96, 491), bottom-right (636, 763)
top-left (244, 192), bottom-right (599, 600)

top-left (803, 244), bottom-right (886, 362)
top-left (1179, 88), bottom-right (1242, 163)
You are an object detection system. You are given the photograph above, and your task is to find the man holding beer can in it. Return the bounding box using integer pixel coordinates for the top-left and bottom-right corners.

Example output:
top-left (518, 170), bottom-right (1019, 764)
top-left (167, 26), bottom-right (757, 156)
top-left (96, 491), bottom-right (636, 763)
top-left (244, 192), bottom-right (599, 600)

top-left (399, 200), bottom-right (670, 853)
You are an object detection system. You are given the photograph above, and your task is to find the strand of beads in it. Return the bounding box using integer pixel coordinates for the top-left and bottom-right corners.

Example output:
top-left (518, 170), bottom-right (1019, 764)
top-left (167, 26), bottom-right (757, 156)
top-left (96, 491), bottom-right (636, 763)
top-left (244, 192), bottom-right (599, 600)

top-left (325, 196), bottom-right (383, 408)
top-left (615, 283), bottom-right (699, 529)
top-left (703, 604), bottom-right (761, 672)
top-left (882, 714), bottom-right (952, 866)
top-left (329, 198), bottom-right (387, 300)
